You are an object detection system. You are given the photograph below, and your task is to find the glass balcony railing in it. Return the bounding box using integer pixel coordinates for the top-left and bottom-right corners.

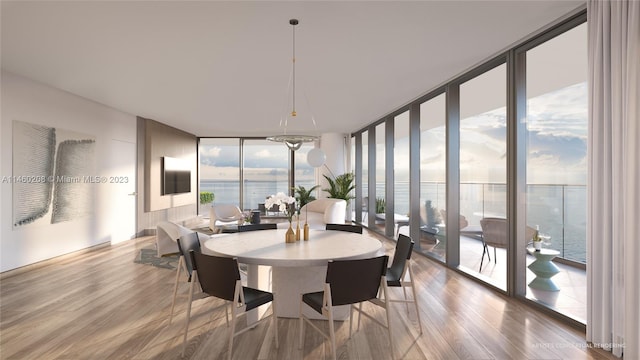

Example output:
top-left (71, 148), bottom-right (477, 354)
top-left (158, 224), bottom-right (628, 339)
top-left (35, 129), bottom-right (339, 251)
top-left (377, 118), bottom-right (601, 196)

top-left (405, 182), bottom-right (586, 264)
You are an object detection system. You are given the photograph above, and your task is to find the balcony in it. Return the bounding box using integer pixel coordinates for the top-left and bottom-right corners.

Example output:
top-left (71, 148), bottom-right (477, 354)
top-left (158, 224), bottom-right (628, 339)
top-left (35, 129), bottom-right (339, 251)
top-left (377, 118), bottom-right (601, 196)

top-left (366, 181), bottom-right (587, 323)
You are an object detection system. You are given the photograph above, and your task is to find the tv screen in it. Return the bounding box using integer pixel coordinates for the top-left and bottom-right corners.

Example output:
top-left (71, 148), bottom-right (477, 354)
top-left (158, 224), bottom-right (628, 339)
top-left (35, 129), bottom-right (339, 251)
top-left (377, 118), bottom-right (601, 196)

top-left (162, 156), bottom-right (191, 195)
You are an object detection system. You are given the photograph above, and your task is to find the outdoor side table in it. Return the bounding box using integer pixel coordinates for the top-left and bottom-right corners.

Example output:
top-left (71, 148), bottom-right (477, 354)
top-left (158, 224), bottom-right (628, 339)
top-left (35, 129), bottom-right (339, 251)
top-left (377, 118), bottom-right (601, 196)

top-left (527, 248), bottom-right (561, 291)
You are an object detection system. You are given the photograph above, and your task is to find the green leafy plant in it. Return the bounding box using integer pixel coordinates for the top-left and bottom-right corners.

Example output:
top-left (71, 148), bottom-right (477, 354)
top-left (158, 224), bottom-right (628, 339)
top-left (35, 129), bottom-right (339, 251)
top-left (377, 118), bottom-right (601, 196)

top-left (322, 172), bottom-right (355, 203)
top-left (199, 191), bottom-right (215, 205)
top-left (293, 185), bottom-right (320, 209)
top-left (375, 197), bottom-right (386, 214)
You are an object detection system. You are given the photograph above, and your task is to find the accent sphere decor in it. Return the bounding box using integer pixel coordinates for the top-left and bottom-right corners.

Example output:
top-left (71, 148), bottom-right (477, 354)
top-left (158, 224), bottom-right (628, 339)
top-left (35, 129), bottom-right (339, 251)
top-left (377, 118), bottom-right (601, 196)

top-left (307, 147), bottom-right (326, 168)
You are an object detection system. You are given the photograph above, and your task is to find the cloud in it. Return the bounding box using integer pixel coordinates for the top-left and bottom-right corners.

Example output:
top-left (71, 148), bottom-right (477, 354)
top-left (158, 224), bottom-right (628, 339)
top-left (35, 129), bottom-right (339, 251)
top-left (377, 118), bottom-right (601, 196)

top-left (200, 146), bottom-right (221, 158)
top-left (254, 149), bottom-right (271, 158)
top-left (200, 144), bottom-right (238, 167)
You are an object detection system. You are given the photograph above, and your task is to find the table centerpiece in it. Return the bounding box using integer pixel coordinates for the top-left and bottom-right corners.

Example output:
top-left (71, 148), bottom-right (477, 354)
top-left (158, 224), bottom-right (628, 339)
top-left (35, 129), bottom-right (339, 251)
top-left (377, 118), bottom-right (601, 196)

top-left (265, 192), bottom-right (297, 243)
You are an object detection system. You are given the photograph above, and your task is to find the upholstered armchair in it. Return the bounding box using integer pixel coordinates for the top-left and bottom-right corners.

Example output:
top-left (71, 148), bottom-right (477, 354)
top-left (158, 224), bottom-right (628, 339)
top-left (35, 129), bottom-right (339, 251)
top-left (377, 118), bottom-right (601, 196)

top-left (156, 221), bottom-right (208, 257)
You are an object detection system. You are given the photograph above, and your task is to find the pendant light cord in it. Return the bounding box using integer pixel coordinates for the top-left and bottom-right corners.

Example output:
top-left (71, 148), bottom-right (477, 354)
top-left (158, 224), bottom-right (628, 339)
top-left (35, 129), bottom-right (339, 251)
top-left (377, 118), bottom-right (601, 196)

top-left (291, 19), bottom-right (297, 117)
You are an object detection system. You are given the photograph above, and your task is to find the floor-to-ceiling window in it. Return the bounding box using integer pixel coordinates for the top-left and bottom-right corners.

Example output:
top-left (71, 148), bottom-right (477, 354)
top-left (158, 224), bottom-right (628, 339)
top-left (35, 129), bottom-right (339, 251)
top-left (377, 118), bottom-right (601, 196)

top-left (199, 138), bottom-right (240, 211)
top-left (419, 93), bottom-right (447, 261)
top-left (347, 11), bottom-right (586, 325)
top-left (361, 131), bottom-right (369, 224)
top-left (459, 63), bottom-right (507, 290)
top-left (375, 123), bottom-right (386, 235)
top-left (199, 138), bottom-right (319, 215)
top-left (394, 111), bottom-right (410, 239)
top-left (351, 136), bottom-right (356, 222)
top-left (241, 139), bottom-right (289, 210)
top-left (524, 22), bottom-right (587, 322)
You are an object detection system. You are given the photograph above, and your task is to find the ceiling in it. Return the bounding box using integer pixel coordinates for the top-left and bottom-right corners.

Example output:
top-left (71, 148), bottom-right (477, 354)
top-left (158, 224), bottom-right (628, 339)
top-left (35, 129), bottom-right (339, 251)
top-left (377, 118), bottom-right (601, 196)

top-left (1, 1), bottom-right (584, 138)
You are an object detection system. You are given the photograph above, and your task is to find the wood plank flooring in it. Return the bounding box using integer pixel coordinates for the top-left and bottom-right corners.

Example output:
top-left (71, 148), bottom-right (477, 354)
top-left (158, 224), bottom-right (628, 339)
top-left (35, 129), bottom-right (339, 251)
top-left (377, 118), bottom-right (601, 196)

top-left (0, 234), bottom-right (616, 360)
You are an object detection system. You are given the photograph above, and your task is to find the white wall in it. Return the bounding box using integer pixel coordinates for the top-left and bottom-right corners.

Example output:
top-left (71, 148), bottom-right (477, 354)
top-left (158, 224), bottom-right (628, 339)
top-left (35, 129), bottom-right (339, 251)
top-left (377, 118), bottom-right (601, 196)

top-left (318, 132), bottom-right (348, 195)
top-left (0, 70), bottom-right (137, 272)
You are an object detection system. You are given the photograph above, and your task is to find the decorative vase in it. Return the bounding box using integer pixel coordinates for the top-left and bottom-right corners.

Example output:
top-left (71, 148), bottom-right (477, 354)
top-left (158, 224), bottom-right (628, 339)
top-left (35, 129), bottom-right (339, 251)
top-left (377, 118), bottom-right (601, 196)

top-left (286, 222), bottom-right (296, 243)
top-left (303, 221), bottom-right (309, 241)
top-left (296, 216), bottom-right (301, 241)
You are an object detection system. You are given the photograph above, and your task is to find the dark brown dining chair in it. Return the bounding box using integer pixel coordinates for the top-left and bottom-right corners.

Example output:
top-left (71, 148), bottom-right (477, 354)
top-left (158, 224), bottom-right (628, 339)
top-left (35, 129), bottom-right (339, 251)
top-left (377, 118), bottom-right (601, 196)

top-left (298, 255), bottom-right (391, 360)
top-left (169, 232), bottom-right (201, 324)
top-left (383, 234), bottom-right (422, 334)
top-left (182, 251), bottom-right (278, 359)
top-left (325, 223), bottom-right (363, 234)
top-left (237, 223), bottom-right (277, 232)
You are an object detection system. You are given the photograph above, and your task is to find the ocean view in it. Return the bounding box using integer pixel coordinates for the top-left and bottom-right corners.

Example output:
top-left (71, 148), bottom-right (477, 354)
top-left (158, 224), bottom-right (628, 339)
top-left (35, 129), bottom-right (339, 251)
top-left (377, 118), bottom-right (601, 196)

top-left (201, 179), bottom-right (586, 263)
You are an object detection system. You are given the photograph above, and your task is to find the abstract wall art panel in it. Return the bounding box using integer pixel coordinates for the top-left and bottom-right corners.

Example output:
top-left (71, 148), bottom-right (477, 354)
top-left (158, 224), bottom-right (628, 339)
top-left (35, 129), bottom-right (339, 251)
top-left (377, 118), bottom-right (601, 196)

top-left (12, 120), bottom-right (96, 228)
top-left (12, 121), bottom-right (56, 226)
top-left (51, 139), bottom-right (96, 223)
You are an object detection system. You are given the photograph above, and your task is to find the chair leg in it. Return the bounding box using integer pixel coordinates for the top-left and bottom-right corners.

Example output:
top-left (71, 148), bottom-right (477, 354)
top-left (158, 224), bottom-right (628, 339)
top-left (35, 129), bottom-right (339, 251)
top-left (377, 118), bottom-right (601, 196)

top-left (181, 272), bottom-right (196, 357)
top-left (349, 304), bottom-right (354, 338)
top-left (225, 303), bottom-right (229, 327)
top-left (327, 306), bottom-right (337, 360)
top-left (409, 285), bottom-right (423, 335)
top-left (169, 257), bottom-right (183, 324)
top-left (408, 267), bottom-right (423, 335)
top-left (494, 247), bottom-right (497, 264)
top-left (228, 306), bottom-right (237, 360)
top-left (357, 302), bottom-right (363, 330)
top-left (298, 295), bottom-right (305, 350)
top-left (381, 282), bottom-right (394, 359)
top-left (480, 242), bottom-right (490, 271)
top-left (272, 298), bottom-right (279, 349)
top-left (402, 285), bottom-right (410, 314)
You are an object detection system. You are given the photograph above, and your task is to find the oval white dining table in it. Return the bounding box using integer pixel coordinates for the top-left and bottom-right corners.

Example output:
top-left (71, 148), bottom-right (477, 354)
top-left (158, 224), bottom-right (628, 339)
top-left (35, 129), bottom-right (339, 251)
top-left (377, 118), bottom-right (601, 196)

top-left (204, 228), bottom-right (383, 321)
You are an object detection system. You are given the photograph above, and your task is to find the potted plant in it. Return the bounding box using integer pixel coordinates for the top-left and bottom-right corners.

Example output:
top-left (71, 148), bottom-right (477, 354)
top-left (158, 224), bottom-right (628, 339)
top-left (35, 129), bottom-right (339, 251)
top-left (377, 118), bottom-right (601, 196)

top-left (199, 191), bottom-right (215, 214)
top-left (375, 197), bottom-right (386, 214)
top-left (322, 172), bottom-right (355, 204)
top-left (292, 185), bottom-right (320, 209)
top-left (200, 191), bottom-right (215, 205)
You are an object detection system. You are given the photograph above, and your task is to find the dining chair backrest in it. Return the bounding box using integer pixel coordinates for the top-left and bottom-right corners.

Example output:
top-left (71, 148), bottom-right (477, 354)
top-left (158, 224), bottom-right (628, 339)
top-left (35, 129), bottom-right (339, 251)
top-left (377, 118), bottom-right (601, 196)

top-left (387, 234), bottom-right (414, 285)
top-left (238, 223), bottom-right (277, 232)
top-left (479, 217), bottom-right (537, 246)
top-left (326, 255), bottom-right (388, 306)
top-left (325, 223), bottom-right (363, 234)
top-left (480, 217), bottom-right (508, 249)
top-left (177, 232), bottom-right (201, 282)
top-left (189, 251), bottom-right (240, 302)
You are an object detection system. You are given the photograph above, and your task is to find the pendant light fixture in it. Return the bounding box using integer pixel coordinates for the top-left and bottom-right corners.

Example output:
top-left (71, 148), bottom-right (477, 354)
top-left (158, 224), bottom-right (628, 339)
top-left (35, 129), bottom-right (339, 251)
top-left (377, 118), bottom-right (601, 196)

top-left (267, 19), bottom-right (318, 151)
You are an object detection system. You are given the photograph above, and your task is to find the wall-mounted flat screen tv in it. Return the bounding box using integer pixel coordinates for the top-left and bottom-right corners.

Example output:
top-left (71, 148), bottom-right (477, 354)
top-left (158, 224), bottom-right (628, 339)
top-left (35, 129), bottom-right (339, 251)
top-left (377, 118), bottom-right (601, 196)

top-left (162, 156), bottom-right (191, 195)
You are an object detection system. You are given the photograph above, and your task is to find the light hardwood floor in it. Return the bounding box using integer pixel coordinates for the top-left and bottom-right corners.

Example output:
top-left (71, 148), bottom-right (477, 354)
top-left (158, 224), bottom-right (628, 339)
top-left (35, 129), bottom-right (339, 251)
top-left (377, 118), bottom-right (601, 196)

top-left (0, 233), bottom-right (616, 360)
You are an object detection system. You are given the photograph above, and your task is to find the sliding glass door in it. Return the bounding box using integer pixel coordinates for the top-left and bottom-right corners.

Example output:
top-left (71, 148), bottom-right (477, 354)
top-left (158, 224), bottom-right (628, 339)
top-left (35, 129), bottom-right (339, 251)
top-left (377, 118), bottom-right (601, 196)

top-left (523, 22), bottom-right (587, 322)
top-left (459, 63), bottom-right (507, 290)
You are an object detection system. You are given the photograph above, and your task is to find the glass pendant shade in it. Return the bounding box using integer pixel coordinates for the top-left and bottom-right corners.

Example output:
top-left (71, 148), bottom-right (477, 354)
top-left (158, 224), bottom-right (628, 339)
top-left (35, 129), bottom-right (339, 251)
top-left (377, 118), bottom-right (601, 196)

top-left (267, 18), bottom-right (318, 151)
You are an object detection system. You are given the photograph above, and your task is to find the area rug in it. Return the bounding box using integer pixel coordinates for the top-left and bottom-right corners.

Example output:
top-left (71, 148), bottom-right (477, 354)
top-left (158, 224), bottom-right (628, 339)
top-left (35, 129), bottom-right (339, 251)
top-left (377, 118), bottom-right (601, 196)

top-left (134, 247), bottom-right (179, 270)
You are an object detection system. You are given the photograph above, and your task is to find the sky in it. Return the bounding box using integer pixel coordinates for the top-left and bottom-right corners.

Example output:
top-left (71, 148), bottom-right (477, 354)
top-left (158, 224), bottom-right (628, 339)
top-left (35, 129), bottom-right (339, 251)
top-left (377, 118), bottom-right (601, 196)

top-left (200, 81), bottom-right (587, 186)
